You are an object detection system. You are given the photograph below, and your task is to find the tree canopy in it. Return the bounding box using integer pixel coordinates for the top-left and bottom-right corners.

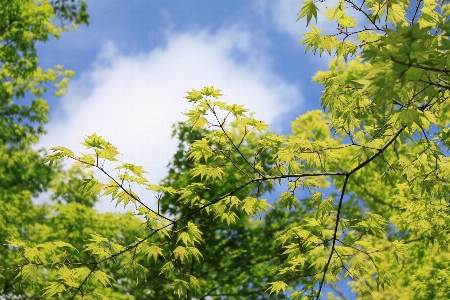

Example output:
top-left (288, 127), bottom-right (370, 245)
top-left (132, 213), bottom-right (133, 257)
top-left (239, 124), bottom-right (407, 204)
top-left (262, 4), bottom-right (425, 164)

top-left (3, 0), bottom-right (450, 299)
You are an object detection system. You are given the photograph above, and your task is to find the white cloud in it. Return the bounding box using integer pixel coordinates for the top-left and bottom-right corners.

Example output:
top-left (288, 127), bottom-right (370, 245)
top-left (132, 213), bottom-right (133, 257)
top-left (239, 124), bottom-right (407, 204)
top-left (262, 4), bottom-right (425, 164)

top-left (39, 28), bottom-right (303, 213)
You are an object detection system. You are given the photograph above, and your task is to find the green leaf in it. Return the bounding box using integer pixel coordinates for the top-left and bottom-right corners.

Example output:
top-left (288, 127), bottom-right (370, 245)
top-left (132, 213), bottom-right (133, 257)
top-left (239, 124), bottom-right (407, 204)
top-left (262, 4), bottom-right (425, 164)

top-left (77, 153), bottom-right (96, 166)
top-left (184, 88), bottom-right (203, 102)
top-left (388, 3), bottom-right (406, 25)
top-left (228, 103), bottom-right (248, 117)
top-left (159, 261), bottom-right (175, 276)
top-left (115, 189), bottom-right (138, 208)
top-left (80, 176), bottom-right (102, 197)
top-left (191, 165), bottom-right (225, 181)
top-left (6, 239), bottom-right (27, 248)
top-left (45, 146), bottom-right (74, 166)
top-left (98, 142), bottom-right (120, 160)
top-left (277, 192), bottom-right (299, 209)
top-left (88, 233), bottom-right (109, 244)
top-left (72, 267), bottom-right (91, 280)
top-left (102, 180), bottom-right (119, 199)
top-left (189, 275), bottom-right (201, 294)
top-left (43, 282), bottom-right (66, 297)
top-left (82, 132), bottom-right (107, 149)
top-left (298, 0), bottom-right (318, 26)
top-left (145, 244), bottom-right (165, 263)
top-left (53, 241), bottom-right (78, 252)
top-left (201, 86), bottom-right (223, 98)
top-left (15, 264), bottom-right (41, 283)
top-left (187, 247), bottom-right (203, 261)
top-left (91, 270), bottom-right (114, 287)
top-left (267, 281), bottom-right (288, 294)
top-left (172, 279), bottom-right (190, 298)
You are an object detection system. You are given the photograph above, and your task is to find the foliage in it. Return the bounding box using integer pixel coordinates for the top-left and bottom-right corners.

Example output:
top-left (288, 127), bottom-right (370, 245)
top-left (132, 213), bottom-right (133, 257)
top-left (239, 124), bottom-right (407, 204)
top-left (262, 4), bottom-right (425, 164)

top-left (50, 164), bottom-right (100, 208)
top-left (0, 0), bottom-right (90, 298)
top-left (3, 0), bottom-right (450, 299)
top-left (0, 0), bottom-right (88, 147)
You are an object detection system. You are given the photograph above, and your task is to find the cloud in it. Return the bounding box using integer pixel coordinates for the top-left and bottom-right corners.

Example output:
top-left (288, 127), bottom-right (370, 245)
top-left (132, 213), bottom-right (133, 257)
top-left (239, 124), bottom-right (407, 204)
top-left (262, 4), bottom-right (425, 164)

top-left (38, 28), bottom-right (303, 213)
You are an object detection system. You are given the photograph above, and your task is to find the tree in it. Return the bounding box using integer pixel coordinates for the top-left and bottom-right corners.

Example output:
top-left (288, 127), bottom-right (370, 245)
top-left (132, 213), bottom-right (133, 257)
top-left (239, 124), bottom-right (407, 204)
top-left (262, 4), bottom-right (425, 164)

top-left (5, 0), bottom-right (450, 299)
top-left (0, 0), bottom-right (90, 297)
top-left (0, 3), bottom-right (153, 299)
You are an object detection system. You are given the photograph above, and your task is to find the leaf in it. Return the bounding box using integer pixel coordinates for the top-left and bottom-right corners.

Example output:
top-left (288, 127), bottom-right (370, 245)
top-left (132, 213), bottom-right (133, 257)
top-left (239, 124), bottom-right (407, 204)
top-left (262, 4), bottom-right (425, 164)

top-left (187, 247), bottom-right (203, 261)
top-left (102, 180), bottom-right (119, 199)
top-left (173, 245), bottom-right (188, 261)
top-left (159, 261), bottom-right (175, 276)
top-left (115, 163), bottom-right (147, 176)
top-left (290, 291), bottom-right (304, 299)
top-left (228, 103), bottom-right (248, 117)
top-left (218, 211), bottom-right (239, 225)
top-left (77, 153), bottom-right (96, 166)
top-left (72, 267), bottom-right (91, 280)
top-left (189, 275), bottom-right (201, 294)
top-left (79, 176), bottom-right (102, 197)
top-left (111, 242), bottom-right (125, 254)
top-left (388, 3), bottom-right (406, 25)
top-left (183, 108), bottom-right (209, 129)
top-left (48, 146), bottom-right (74, 158)
top-left (98, 142), bottom-right (120, 160)
top-left (115, 189), bottom-right (139, 208)
top-left (23, 247), bottom-right (40, 261)
top-left (267, 281), bottom-right (288, 294)
top-left (82, 133), bottom-right (107, 149)
top-left (45, 146), bottom-right (74, 166)
top-left (53, 241), bottom-right (78, 252)
top-left (172, 279), bottom-right (190, 298)
top-left (5, 239), bottom-right (27, 248)
top-left (389, 109), bottom-right (424, 130)
top-left (145, 244), bottom-right (165, 263)
top-left (201, 86), bottom-right (223, 98)
top-left (15, 264), bottom-right (41, 283)
top-left (276, 192), bottom-right (298, 209)
top-left (187, 221), bottom-right (203, 244)
top-left (392, 240), bottom-right (409, 262)
top-left (241, 196), bottom-right (258, 215)
top-left (177, 232), bottom-right (192, 247)
top-left (184, 88), bottom-right (203, 102)
top-left (191, 165), bottom-right (225, 181)
top-left (338, 15), bottom-right (357, 28)
top-left (43, 282), bottom-right (66, 297)
top-left (91, 270), bottom-right (114, 287)
top-left (298, 0), bottom-right (318, 26)
top-left (309, 256), bottom-right (329, 270)
top-left (88, 233), bottom-right (109, 244)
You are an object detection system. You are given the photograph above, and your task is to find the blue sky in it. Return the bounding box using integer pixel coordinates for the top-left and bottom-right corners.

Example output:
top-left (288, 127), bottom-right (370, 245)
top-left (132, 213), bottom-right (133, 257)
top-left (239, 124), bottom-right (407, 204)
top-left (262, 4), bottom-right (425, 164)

top-left (34, 1), bottom-right (356, 298)
top-left (37, 0), bottom-right (336, 210)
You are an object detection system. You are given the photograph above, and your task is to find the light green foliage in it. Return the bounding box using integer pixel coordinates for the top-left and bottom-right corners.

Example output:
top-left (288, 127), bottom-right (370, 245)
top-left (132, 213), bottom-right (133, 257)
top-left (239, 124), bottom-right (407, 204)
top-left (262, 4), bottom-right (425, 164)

top-left (50, 164), bottom-right (100, 207)
top-left (4, 0), bottom-right (450, 299)
top-left (0, 0), bottom-right (87, 147)
top-left (0, 0), bottom-right (117, 299)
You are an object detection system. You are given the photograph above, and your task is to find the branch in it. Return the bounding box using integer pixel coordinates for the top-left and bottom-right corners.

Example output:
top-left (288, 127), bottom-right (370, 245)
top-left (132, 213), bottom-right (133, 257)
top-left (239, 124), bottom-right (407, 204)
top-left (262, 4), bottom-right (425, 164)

top-left (317, 175), bottom-right (349, 299)
top-left (208, 102), bottom-right (265, 178)
top-left (70, 155), bottom-right (174, 223)
top-left (68, 127), bottom-right (406, 299)
top-left (316, 126), bottom-right (404, 299)
top-left (349, 126), bottom-right (405, 175)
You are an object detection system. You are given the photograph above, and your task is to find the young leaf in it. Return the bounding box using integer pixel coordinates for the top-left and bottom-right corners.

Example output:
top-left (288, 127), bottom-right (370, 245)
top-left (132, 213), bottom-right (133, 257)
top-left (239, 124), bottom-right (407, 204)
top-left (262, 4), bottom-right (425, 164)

top-left (298, 0), bottom-right (318, 26)
top-left (267, 281), bottom-right (288, 294)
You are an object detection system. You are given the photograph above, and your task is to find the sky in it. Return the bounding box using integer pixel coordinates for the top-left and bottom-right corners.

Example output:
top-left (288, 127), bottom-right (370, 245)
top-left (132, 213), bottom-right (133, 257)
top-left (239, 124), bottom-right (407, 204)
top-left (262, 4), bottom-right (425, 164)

top-left (33, 0), bottom-right (355, 298)
top-left (36, 0), bottom-right (335, 211)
